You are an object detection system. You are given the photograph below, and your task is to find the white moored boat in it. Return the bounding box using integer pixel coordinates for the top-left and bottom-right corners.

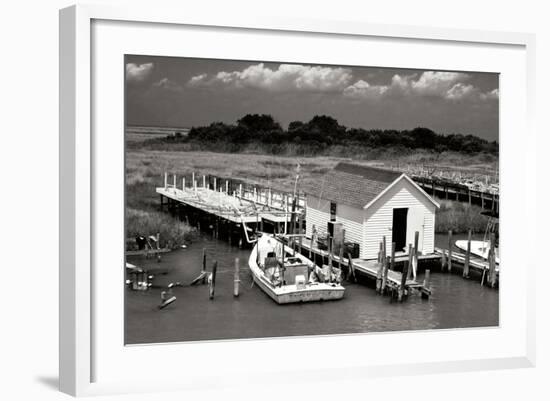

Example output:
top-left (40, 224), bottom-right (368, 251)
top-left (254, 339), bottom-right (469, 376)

top-left (455, 210), bottom-right (500, 265)
top-left (455, 240), bottom-right (500, 264)
top-left (248, 234), bottom-right (345, 304)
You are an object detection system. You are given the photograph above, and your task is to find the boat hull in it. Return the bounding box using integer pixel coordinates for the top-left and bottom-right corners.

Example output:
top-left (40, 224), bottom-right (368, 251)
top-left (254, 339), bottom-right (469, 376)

top-left (455, 240), bottom-right (500, 264)
top-left (249, 235), bottom-right (345, 304)
top-left (252, 274), bottom-right (345, 304)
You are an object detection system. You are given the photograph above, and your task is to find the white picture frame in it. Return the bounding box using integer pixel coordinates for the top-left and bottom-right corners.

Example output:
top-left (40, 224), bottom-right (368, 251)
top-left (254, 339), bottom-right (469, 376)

top-left (59, 4), bottom-right (536, 397)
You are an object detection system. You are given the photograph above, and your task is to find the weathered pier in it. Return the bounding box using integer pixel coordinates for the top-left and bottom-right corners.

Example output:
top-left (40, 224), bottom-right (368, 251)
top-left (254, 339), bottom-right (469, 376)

top-left (157, 172), bottom-right (300, 245)
top-left (297, 235), bottom-right (438, 301)
top-left (434, 231), bottom-right (499, 287)
top-left (412, 176), bottom-right (499, 212)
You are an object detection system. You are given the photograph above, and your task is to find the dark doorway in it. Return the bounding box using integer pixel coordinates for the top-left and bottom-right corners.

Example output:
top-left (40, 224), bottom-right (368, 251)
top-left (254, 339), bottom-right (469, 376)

top-left (392, 208), bottom-right (408, 251)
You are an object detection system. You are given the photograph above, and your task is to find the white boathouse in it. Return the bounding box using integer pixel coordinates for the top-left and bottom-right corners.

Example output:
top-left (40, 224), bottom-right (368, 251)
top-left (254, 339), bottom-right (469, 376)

top-left (305, 163), bottom-right (439, 260)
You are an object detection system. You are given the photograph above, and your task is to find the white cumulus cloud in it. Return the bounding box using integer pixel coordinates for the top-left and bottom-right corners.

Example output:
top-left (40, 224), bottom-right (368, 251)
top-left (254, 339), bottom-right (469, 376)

top-left (411, 71), bottom-right (470, 96)
top-left (480, 88), bottom-right (499, 100)
top-left (445, 83), bottom-right (476, 100)
top-left (126, 63), bottom-right (154, 83)
top-left (187, 63), bottom-right (353, 92)
top-left (153, 77), bottom-right (183, 92)
top-left (343, 80), bottom-right (388, 99)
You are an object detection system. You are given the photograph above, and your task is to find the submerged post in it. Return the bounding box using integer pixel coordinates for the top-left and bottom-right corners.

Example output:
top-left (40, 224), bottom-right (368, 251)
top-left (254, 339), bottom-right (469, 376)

top-left (447, 230), bottom-right (453, 272)
top-left (234, 258), bottom-right (240, 297)
top-left (209, 260), bottom-right (218, 300)
top-left (422, 269), bottom-right (431, 299)
top-left (202, 248), bottom-right (207, 283)
top-left (463, 230), bottom-right (471, 278)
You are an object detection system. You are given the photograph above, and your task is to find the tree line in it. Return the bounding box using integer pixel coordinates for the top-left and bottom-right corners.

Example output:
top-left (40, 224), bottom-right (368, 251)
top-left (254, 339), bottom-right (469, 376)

top-left (153, 114), bottom-right (498, 155)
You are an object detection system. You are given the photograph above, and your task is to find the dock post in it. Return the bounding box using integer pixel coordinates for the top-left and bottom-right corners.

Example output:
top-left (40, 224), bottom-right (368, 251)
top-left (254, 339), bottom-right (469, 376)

top-left (463, 230), bottom-right (471, 278)
top-left (209, 260), bottom-right (218, 300)
top-left (182, 177), bottom-right (185, 190)
top-left (399, 246), bottom-right (411, 302)
top-left (346, 253), bottom-right (356, 282)
top-left (390, 243), bottom-right (395, 271)
top-left (447, 230), bottom-right (453, 272)
top-left (468, 188), bottom-right (471, 205)
top-left (155, 233), bottom-right (161, 262)
top-left (239, 184), bottom-right (243, 197)
top-left (202, 248), bottom-right (207, 283)
top-left (226, 180), bottom-right (229, 194)
top-left (338, 247), bottom-right (343, 276)
top-left (422, 269), bottom-right (431, 299)
top-left (192, 172), bottom-right (195, 189)
top-left (164, 172), bottom-right (168, 189)
top-left (309, 235), bottom-right (314, 259)
top-left (234, 258), bottom-right (240, 297)
top-left (327, 236), bottom-right (333, 282)
top-left (173, 174), bottom-right (176, 188)
top-left (376, 241), bottom-right (383, 293)
top-left (413, 231), bottom-right (419, 279)
top-left (381, 256), bottom-right (389, 295)
top-left (489, 233), bottom-right (497, 288)
top-left (213, 177), bottom-right (217, 192)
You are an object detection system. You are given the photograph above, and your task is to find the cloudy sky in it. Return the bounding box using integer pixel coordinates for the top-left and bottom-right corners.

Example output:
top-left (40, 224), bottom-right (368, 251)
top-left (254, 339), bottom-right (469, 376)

top-left (126, 55), bottom-right (499, 141)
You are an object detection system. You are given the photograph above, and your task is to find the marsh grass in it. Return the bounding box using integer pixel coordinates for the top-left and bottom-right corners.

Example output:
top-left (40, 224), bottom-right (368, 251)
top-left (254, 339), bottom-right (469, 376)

top-left (435, 200), bottom-right (489, 234)
top-left (125, 147), bottom-right (492, 246)
top-left (126, 208), bottom-right (194, 250)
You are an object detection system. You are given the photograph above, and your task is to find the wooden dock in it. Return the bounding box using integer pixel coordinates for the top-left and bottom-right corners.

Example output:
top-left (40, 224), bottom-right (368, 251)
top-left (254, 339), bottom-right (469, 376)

top-left (156, 172), bottom-right (300, 245)
top-left (298, 238), bottom-right (437, 300)
top-left (413, 175), bottom-right (499, 212)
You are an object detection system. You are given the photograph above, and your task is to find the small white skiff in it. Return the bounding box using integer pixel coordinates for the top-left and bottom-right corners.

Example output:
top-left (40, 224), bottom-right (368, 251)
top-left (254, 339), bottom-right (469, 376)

top-left (249, 234), bottom-right (345, 304)
top-left (455, 240), bottom-right (500, 265)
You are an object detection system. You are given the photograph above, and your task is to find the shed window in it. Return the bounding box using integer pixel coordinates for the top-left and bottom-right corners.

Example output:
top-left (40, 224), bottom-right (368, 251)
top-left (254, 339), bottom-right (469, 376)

top-left (330, 202), bottom-right (337, 221)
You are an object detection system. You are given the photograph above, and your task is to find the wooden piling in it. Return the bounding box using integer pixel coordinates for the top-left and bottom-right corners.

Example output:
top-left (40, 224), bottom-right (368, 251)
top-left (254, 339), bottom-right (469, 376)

top-left (399, 246), bottom-right (411, 302)
top-left (376, 241), bottom-right (383, 293)
top-left (233, 258), bottom-right (240, 297)
top-left (164, 172), bottom-right (168, 189)
top-left (489, 233), bottom-right (497, 288)
top-left (390, 242), bottom-right (395, 271)
top-left (202, 248), bottom-right (207, 283)
top-left (381, 256), bottom-right (389, 294)
top-left (413, 231), bottom-right (419, 279)
top-left (209, 260), bottom-right (217, 300)
top-left (422, 269), bottom-right (431, 299)
top-left (463, 230), bottom-right (471, 278)
top-left (346, 253), bottom-right (356, 282)
top-left (447, 230), bottom-right (453, 272)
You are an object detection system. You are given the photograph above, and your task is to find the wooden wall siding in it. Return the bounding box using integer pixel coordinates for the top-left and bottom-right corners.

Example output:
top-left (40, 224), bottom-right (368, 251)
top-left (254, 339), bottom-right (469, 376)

top-left (363, 178), bottom-right (436, 259)
top-left (305, 195), bottom-right (329, 238)
top-left (305, 195), bottom-right (363, 247)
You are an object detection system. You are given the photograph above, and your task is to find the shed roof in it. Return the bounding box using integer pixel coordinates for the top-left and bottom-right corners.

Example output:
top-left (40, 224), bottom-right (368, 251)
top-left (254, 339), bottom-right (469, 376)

top-left (305, 163), bottom-right (401, 209)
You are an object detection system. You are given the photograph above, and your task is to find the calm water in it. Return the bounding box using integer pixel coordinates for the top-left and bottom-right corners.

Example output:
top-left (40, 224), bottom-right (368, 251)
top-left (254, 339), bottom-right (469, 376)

top-left (125, 233), bottom-right (498, 344)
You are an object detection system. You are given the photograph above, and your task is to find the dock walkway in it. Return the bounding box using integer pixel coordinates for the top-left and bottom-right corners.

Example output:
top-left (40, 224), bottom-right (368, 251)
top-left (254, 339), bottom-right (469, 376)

top-left (299, 238), bottom-right (436, 299)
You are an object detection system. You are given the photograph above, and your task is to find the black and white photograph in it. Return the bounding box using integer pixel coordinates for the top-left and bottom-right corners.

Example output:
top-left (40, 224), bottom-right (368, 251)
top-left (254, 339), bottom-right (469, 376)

top-left (124, 55), bottom-right (500, 344)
